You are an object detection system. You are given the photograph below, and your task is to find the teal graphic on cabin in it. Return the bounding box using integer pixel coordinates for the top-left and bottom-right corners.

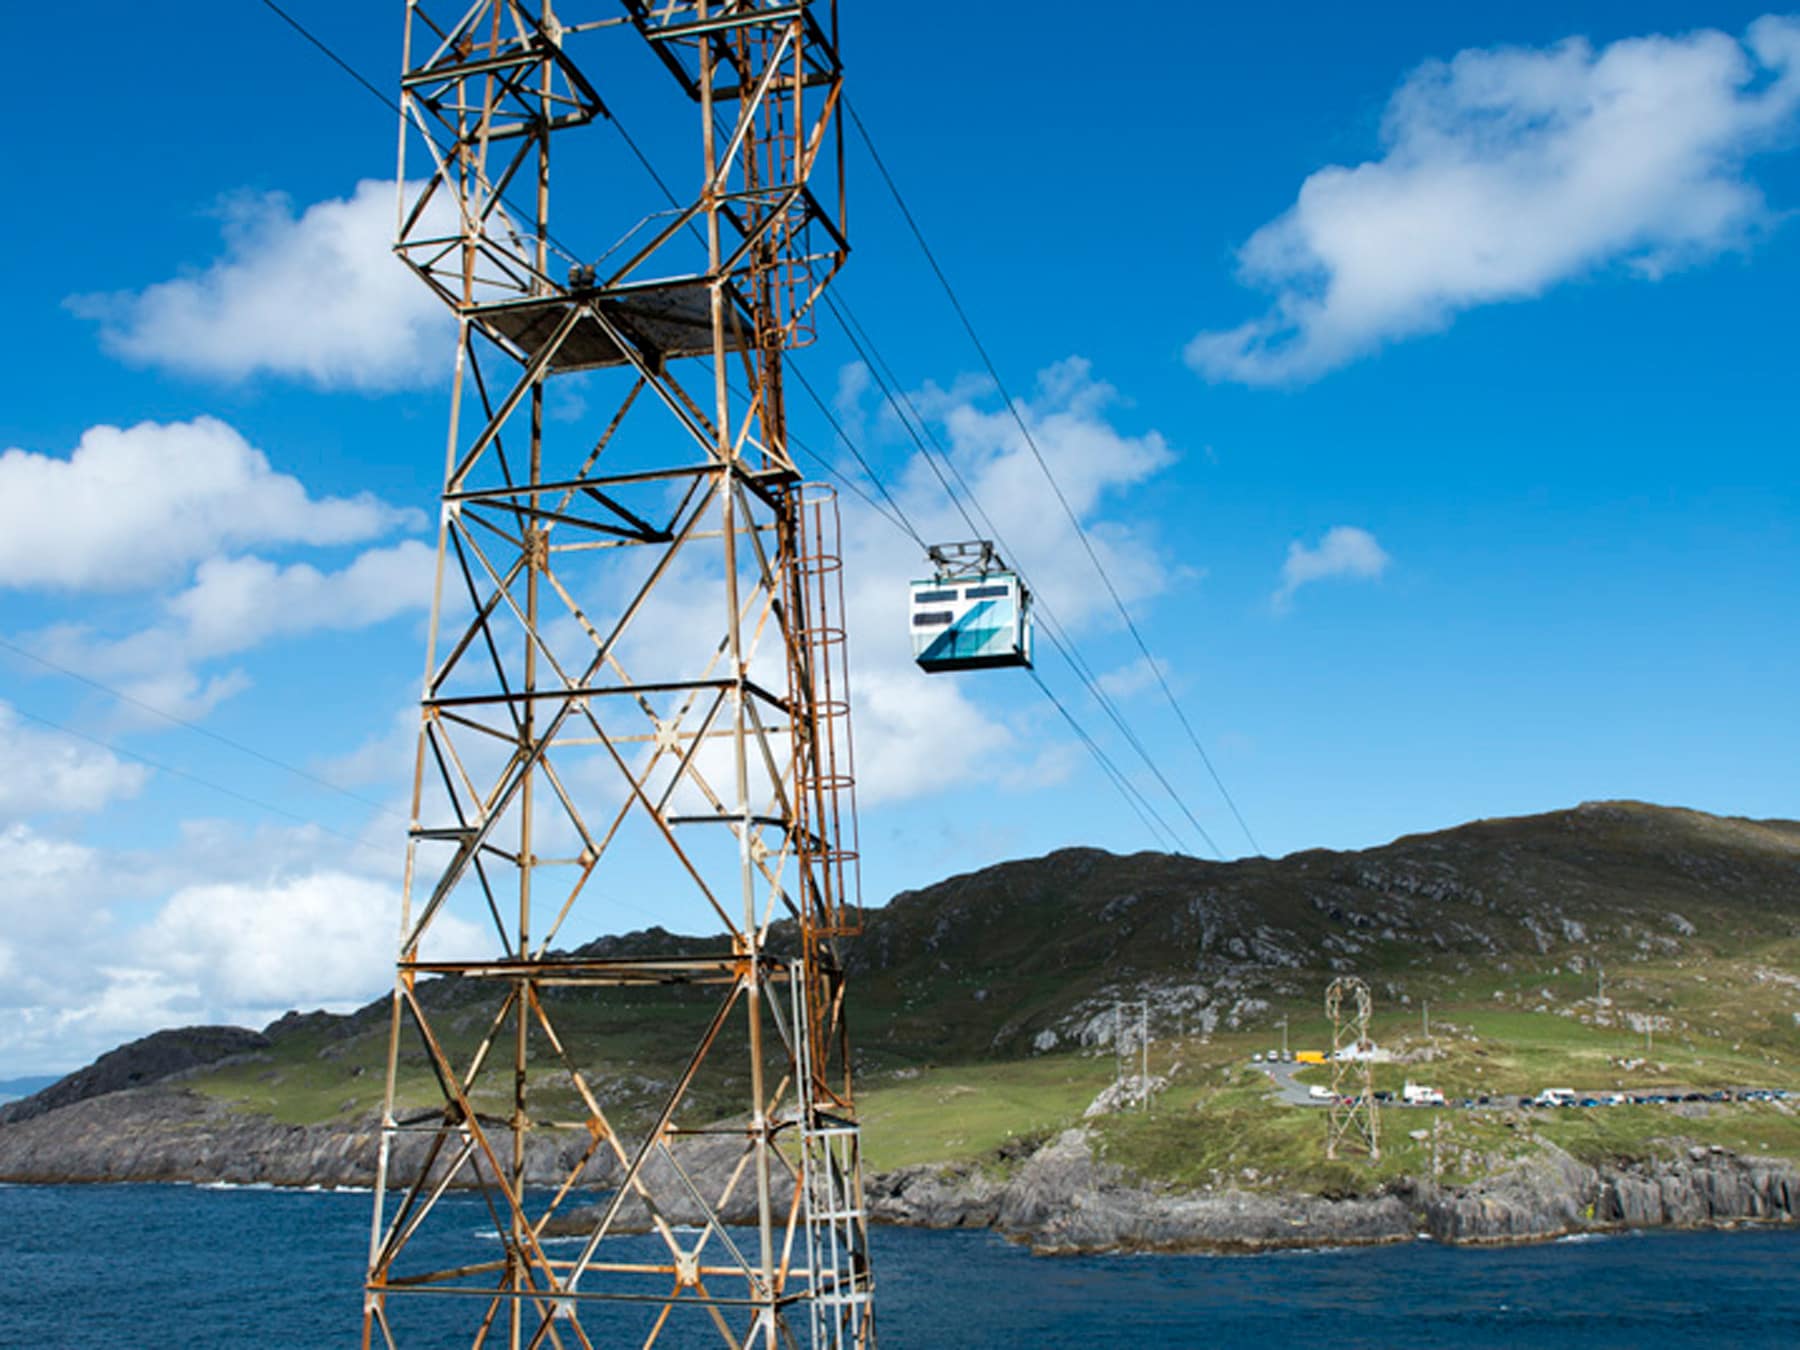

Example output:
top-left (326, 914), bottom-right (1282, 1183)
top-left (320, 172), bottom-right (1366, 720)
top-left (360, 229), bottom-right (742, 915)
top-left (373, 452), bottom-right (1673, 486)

top-left (908, 573), bottom-right (1033, 672)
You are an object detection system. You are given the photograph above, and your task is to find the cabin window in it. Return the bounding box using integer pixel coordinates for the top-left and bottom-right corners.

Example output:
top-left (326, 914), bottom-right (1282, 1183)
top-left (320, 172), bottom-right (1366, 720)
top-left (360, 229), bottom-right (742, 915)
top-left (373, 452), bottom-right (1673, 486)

top-left (914, 589), bottom-right (957, 603)
top-left (912, 611), bottom-right (953, 627)
top-left (965, 584), bottom-right (1010, 599)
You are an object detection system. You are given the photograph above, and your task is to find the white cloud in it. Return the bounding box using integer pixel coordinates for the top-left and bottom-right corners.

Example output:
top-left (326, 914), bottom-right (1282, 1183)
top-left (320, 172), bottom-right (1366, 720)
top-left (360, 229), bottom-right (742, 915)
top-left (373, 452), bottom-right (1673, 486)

top-left (135, 871), bottom-right (461, 1011)
top-left (1095, 656), bottom-right (1170, 702)
top-left (0, 417), bottom-right (417, 591)
top-left (1273, 526), bottom-right (1391, 611)
top-left (0, 823), bottom-right (126, 1033)
top-left (315, 704), bottom-right (420, 791)
top-left (1188, 15), bottom-right (1800, 384)
top-left (0, 811), bottom-right (450, 1073)
top-left (166, 542), bottom-right (437, 658)
top-left (850, 666), bottom-right (1015, 804)
top-left (0, 352), bottom-right (1188, 1072)
top-left (0, 704), bottom-right (150, 816)
top-left (28, 539), bottom-right (436, 727)
top-left (836, 357), bottom-right (1177, 804)
top-left (832, 360), bottom-right (873, 451)
top-left (69, 179), bottom-right (451, 391)
top-left (548, 357), bottom-right (1176, 812)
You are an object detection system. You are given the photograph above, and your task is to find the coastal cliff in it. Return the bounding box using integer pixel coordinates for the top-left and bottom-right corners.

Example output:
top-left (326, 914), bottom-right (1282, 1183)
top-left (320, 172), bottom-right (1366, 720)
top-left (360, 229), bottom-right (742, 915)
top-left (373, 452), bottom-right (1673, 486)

top-left (3, 801), bottom-right (1797, 1254)
top-left (869, 1127), bottom-right (1800, 1252)
top-left (0, 1087), bottom-right (1792, 1251)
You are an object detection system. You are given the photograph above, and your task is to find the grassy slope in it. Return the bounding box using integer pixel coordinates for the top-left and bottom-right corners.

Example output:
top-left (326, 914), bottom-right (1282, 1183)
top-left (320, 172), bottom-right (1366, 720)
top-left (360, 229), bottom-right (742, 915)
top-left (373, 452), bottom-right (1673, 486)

top-left (169, 802), bottom-right (1800, 1188)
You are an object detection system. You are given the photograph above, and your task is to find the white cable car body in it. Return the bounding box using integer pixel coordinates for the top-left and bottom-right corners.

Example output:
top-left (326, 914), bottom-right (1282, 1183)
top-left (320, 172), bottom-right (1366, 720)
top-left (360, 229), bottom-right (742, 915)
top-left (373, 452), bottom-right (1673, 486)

top-left (909, 541), bottom-right (1034, 673)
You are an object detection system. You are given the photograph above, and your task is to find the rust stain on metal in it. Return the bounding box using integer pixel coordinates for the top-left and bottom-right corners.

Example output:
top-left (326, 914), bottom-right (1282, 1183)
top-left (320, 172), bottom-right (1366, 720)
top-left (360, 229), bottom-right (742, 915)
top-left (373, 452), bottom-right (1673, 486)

top-left (363, 4), bottom-right (874, 1347)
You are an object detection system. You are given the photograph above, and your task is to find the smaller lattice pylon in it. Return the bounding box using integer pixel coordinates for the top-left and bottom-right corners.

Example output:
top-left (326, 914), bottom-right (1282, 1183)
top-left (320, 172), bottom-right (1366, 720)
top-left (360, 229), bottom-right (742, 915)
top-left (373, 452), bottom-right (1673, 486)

top-left (1112, 1001), bottom-right (1151, 1112)
top-left (1324, 976), bottom-right (1381, 1162)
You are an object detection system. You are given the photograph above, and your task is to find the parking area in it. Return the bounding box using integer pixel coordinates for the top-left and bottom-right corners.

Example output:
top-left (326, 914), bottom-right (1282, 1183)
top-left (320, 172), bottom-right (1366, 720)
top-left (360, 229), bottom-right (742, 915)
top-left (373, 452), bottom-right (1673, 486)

top-left (1251, 1054), bottom-right (1792, 1112)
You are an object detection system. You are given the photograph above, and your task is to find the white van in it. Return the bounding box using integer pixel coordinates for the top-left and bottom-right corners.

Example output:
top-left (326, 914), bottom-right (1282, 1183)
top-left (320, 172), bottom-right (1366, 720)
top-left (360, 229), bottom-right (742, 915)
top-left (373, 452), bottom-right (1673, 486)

top-left (1534, 1088), bottom-right (1577, 1107)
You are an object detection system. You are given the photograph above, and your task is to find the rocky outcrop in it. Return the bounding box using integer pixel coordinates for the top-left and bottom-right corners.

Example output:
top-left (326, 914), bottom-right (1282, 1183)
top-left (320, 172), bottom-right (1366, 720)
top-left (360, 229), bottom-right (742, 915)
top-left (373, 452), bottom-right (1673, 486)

top-left (3, 1098), bottom-right (1796, 1254)
top-left (1424, 1143), bottom-right (1800, 1243)
top-left (1598, 1149), bottom-right (1800, 1228)
top-left (873, 1129), bottom-right (1417, 1253)
top-left (0, 1026), bottom-right (270, 1126)
top-left (0, 1088), bottom-right (372, 1186)
top-left (866, 1160), bottom-right (1005, 1229)
top-left (0, 1086), bottom-right (618, 1190)
top-left (1422, 1148), bottom-right (1596, 1243)
top-left (868, 1129), bottom-right (1800, 1254)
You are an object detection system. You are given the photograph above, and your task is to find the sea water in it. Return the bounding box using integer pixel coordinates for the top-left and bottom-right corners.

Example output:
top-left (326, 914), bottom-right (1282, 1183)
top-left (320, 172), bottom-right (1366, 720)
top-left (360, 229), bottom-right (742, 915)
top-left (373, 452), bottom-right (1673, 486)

top-left (0, 1183), bottom-right (1795, 1347)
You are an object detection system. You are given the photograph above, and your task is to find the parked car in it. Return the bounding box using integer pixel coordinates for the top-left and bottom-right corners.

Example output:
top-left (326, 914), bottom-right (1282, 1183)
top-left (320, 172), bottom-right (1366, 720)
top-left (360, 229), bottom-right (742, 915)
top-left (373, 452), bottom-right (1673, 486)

top-left (1252, 1052), bottom-right (1264, 1063)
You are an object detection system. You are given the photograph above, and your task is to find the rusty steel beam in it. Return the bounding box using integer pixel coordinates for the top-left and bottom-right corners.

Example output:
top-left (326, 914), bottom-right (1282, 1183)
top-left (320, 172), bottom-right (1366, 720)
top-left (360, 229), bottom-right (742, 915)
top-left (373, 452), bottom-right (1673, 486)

top-left (364, 4), bottom-right (872, 1348)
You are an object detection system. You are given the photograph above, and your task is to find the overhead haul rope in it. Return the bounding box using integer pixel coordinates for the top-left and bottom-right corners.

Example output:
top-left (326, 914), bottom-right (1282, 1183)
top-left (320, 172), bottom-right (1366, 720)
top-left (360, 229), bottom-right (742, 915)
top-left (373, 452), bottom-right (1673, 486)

top-left (843, 96), bottom-right (1265, 858)
top-left (257, 0), bottom-right (1200, 857)
top-left (821, 293), bottom-right (1223, 858)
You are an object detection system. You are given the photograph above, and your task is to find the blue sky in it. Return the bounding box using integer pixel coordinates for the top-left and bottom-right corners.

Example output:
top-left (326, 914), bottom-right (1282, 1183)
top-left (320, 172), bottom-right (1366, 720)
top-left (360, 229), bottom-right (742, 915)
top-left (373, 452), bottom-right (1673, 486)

top-left (1, 2), bottom-right (1796, 1073)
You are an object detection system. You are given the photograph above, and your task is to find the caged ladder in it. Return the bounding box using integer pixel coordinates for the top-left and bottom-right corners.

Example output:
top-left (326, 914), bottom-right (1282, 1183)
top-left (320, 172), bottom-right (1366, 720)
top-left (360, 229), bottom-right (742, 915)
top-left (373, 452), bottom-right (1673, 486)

top-left (789, 958), bottom-right (875, 1349)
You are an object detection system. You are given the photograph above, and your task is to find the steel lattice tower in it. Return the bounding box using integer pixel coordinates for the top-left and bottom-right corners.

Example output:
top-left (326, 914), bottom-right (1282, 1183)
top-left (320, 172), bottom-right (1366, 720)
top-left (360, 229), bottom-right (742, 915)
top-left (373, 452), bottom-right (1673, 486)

top-left (1324, 976), bottom-right (1379, 1162)
top-left (363, 4), bottom-right (873, 1346)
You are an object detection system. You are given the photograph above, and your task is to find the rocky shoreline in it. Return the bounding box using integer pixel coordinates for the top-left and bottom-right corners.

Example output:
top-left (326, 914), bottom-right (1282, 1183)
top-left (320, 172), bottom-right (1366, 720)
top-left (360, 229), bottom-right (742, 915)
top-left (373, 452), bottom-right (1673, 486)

top-left (871, 1126), bottom-right (1800, 1253)
top-left (2, 1086), bottom-right (1794, 1253)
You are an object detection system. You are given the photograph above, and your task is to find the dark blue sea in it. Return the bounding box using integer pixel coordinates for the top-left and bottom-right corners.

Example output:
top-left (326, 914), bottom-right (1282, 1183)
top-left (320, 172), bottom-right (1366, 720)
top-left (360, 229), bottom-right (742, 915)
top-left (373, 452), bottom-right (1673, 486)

top-left (1, 1183), bottom-right (1796, 1347)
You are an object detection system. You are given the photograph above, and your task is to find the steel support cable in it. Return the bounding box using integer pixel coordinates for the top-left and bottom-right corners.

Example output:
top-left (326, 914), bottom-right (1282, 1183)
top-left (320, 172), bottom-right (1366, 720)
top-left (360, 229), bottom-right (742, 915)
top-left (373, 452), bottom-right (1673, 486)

top-left (785, 361), bottom-right (1189, 854)
top-left (573, 44), bottom-right (1223, 859)
top-left (7, 702), bottom-right (395, 865)
top-left (260, 1), bottom-right (1184, 856)
top-left (261, 0), bottom-right (923, 555)
top-left (780, 391), bottom-right (1191, 855)
top-left (843, 96), bottom-right (1264, 858)
top-left (578, 44), bottom-right (1216, 859)
top-left (825, 292), bottom-right (1224, 859)
top-left (262, 0), bottom-right (591, 267)
top-left (8, 697), bottom-right (679, 932)
top-left (0, 635), bottom-right (406, 823)
top-left (785, 365), bottom-right (926, 548)
top-left (1025, 669), bottom-right (1181, 854)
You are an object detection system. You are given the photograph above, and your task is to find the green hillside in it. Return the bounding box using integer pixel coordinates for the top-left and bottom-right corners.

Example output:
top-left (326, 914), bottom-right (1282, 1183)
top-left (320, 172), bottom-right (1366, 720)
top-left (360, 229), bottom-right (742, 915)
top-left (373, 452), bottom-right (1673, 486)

top-left (22, 801), bottom-right (1800, 1180)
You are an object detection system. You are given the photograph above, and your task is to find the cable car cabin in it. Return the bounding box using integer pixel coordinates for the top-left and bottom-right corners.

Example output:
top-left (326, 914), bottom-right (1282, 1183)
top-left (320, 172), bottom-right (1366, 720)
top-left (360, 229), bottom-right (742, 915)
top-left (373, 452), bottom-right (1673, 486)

top-left (910, 555), bottom-right (1034, 673)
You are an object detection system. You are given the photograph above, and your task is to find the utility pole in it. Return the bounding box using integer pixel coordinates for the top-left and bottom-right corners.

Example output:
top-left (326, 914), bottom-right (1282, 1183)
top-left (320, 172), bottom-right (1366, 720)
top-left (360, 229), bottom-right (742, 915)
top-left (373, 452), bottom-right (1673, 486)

top-left (1279, 1014), bottom-right (1289, 1058)
top-left (362, 6), bottom-right (872, 1348)
top-left (1422, 999), bottom-right (1429, 1040)
top-left (1115, 1000), bottom-right (1150, 1111)
top-left (1141, 1004), bottom-right (1152, 1112)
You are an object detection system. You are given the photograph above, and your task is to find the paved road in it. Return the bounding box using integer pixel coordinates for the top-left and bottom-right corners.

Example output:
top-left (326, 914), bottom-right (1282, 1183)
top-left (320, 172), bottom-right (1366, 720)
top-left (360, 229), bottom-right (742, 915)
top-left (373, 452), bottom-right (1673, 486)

top-left (1256, 1059), bottom-right (1324, 1108)
top-left (1257, 1059), bottom-right (1478, 1111)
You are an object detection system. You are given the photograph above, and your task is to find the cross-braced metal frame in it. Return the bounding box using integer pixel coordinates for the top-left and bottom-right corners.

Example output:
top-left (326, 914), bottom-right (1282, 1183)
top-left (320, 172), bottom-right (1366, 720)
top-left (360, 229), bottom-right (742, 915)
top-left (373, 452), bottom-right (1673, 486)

top-left (363, 4), bottom-right (872, 1347)
top-left (1324, 976), bottom-right (1379, 1162)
